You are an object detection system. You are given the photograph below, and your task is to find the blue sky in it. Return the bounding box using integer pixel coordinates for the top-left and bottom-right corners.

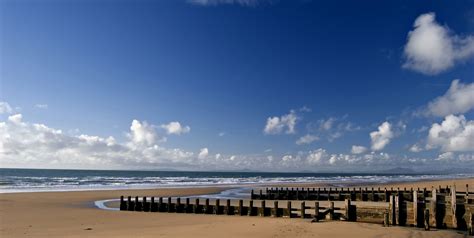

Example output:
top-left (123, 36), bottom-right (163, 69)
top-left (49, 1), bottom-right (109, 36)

top-left (1, 0), bottom-right (473, 171)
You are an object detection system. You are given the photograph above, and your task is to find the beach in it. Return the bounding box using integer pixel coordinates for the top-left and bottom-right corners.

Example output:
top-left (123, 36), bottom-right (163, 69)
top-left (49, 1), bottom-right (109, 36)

top-left (1, 177), bottom-right (473, 238)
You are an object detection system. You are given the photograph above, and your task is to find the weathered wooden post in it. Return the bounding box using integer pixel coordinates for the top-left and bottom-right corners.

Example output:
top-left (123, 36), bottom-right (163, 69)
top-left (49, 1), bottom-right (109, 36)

top-left (468, 213), bottom-right (473, 236)
top-left (159, 197), bottom-right (164, 212)
top-left (151, 197), bottom-right (157, 212)
top-left (413, 190), bottom-right (420, 227)
top-left (306, 188), bottom-right (310, 200)
top-left (127, 196), bottom-right (133, 211)
top-left (176, 197), bottom-right (182, 213)
top-left (248, 200), bottom-right (254, 216)
top-left (338, 188), bottom-right (342, 201)
top-left (467, 184), bottom-right (470, 198)
top-left (329, 202), bottom-right (334, 220)
top-left (287, 201), bottom-right (292, 218)
top-left (167, 197), bottom-right (173, 213)
top-left (430, 188), bottom-right (437, 228)
top-left (205, 198), bottom-right (211, 214)
top-left (451, 186), bottom-right (457, 229)
top-left (185, 198), bottom-right (191, 213)
top-left (314, 202), bottom-right (319, 222)
top-left (328, 187), bottom-right (331, 201)
top-left (194, 198), bottom-right (201, 213)
top-left (286, 188), bottom-right (290, 199)
top-left (424, 208), bottom-right (430, 230)
top-left (251, 190), bottom-right (254, 199)
top-left (135, 196), bottom-right (142, 211)
top-left (215, 199), bottom-right (221, 215)
top-left (396, 190), bottom-right (406, 226)
top-left (344, 199), bottom-right (351, 221)
top-left (260, 200), bottom-right (266, 217)
top-left (317, 188), bottom-right (320, 200)
top-left (389, 195), bottom-right (396, 225)
top-left (301, 201), bottom-right (306, 219)
top-left (120, 196), bottom-right (127, 211)
top-left (272, 200), bottom-right (279, 217)
top-left (371, 188), bottom-right (375, 202)
top-left (385, 188), bottom-right (389, 202)
top-left (226, 199), bottom-right (232, 215)
top-left (238, 199), bottom-right (244, 216)
top-left (143, 196), bottom-right (149, 212)
top-left (296, 189), bottom-right (300, 200)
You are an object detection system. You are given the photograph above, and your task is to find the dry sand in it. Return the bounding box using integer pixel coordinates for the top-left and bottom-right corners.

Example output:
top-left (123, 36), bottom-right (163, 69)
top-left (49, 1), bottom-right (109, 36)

top-left (1, 178), bottom-right (473, 238)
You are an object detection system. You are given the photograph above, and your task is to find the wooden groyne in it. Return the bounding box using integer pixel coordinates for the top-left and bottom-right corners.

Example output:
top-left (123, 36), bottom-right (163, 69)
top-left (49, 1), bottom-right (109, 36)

top-left (250, 185), bottom-right (472, 202)
top-left (119, 184), bottom-right (474, 235)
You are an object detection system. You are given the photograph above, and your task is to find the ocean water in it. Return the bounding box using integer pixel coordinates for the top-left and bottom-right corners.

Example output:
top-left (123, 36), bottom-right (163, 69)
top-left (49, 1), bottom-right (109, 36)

top-left (1, 168), bottom-right (472, 193)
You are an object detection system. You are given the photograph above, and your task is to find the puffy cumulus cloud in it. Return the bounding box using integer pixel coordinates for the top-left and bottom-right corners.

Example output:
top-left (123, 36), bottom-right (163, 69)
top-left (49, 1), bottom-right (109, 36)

top-left (425, 80), bottom-right (474, 117)
top-left (296, 134), bottom-right (319, 145)
top-left (264, 110), bottom-right (298, 135)
top-left (128, 120), bottom-right (157, 146)
top-left (0, 115), bottom-right (196, 169)
top-left (187, 0), bottom-right (267, 7)
top-left (0, 102), bottom-right (13, 114)
top-left (370, 122), bottom-right (394, 151)
top-left (403, 13), bottom-right (474, 75)
top-left (427, 114), bottom-right (474, 152)
top-left (351, 145), bottom-right (367, 154)
top-left (306, 149), bottom-right (327, 164)
top-left (198, 147), bottom-right (209, 159)
top-left (161, 121), bottom-right (191, 135)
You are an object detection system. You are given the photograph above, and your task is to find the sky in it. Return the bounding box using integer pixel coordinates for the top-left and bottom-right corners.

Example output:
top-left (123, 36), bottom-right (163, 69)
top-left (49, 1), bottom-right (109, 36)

top-left (0, 0), bottom-right (473, 172)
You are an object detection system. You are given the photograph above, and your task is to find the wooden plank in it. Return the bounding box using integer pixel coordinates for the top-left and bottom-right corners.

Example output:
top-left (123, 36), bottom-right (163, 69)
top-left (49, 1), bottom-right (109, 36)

top-left (451, 186), bottom-right (457, 228)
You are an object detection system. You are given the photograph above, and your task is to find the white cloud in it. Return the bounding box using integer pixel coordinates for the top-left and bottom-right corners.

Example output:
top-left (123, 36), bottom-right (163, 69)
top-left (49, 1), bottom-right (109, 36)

top-left (409, 144), bottom-right (424, 153)
top-left (187, 0), bottom-right (265, 6)
top-left (370, 122), bottom-right (394, 151)
top-left (264, 110), bottom-right (298, 134)
top-left (427, 114), bottom-right (474, 152)
top-left (436, 152), bottom-right (454, 161)
top-left (0, 102), bottom-right (13, 114)
top-left (35, 104), bottom-right (48, 109)
top-left (218, 132), bottom-right (225, 137)
top-left (0, 115), bottom-right (196, 169)
top-left (128, 120), bottom-right (157, 146)
top-left (161, 121), bottom-right (191, 135)
top-left (306, 149), bottom-right (327, 164)
top-left (425, 80), bottom-right (474, 117)
top-left (351, 145), bottom-right (367, 154)
top-left (320, 117), bottom-right (336, 131)
top-left (403, 12), bottom-right (474, 75)
top-left (296, 134), bottom-right (319, 145)
top-left (198, 147), bottom-right (209, 159)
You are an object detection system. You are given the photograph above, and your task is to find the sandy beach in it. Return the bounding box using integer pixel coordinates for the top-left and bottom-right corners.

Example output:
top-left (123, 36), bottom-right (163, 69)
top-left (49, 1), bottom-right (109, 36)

top-left (1, 178), bottom-right (473, 238)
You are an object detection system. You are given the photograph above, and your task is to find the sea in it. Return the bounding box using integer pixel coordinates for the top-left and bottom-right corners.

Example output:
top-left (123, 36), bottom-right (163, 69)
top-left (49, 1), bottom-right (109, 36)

top-left (1, 168), bottom-right (473, 194)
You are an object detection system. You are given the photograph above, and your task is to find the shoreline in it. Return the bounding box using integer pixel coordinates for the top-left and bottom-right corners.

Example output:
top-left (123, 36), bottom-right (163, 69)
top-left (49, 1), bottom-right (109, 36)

top-left (2, 175), bottom-right (473, 195)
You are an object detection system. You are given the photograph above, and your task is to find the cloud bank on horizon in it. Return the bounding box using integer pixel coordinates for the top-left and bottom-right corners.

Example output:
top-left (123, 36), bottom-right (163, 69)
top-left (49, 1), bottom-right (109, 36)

top-left (1, 77), bottom-right (473, 171)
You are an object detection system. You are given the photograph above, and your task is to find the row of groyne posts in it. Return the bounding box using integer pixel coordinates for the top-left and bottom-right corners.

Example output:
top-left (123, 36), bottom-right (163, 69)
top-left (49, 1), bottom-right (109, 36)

top-left (119, 184), bottom-right (474, 235)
